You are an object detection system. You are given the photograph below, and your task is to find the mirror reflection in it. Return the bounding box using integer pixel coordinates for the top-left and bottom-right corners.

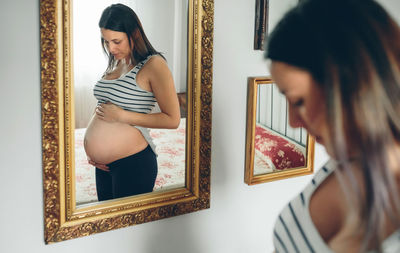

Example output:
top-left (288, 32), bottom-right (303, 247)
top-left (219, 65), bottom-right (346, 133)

top-left (73, 0), bottom-right (188, 206)
top-left (253, 83), bottom-right (307, 175)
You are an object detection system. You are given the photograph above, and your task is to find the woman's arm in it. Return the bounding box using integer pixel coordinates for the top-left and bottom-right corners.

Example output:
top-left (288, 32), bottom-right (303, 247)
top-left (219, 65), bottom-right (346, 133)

top-left (96, 56), bottom-right (181, 129)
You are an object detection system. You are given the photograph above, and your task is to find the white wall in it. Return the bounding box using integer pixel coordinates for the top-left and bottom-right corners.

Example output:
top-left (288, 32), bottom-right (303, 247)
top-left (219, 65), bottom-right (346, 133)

top-left (1, 0), bottom-right (398, 252)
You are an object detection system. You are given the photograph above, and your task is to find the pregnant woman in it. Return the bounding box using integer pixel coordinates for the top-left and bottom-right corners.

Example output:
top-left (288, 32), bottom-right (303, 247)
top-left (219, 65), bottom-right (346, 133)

top-left (84, 3), bottom-right (180, 201)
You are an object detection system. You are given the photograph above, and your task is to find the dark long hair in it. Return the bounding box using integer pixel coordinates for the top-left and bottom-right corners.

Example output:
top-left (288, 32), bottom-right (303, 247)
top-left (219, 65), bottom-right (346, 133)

top-left (98, 3), bottom-right (162, 73)
top-left (266, 0), bottom-right (400, 251)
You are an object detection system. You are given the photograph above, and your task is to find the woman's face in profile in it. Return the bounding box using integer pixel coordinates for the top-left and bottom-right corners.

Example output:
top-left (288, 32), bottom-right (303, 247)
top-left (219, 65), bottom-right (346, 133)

top-left (101, 28), bottom-right (133, 62)
top-left (270, 61), bottom-right (330, 149)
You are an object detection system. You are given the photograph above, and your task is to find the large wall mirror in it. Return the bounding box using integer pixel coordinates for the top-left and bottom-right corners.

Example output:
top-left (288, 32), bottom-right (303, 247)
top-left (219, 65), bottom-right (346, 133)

top-left (245, 77), bottom-right (314, 185)
top-left (41, 0), bottom-right (213, 243)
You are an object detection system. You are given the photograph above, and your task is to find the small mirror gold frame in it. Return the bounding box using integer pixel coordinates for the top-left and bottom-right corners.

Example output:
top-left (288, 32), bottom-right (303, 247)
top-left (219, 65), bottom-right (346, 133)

top-left (244, 77), bottom-right (314, 185)
top-left (40, 0), bottom-right (213, 243)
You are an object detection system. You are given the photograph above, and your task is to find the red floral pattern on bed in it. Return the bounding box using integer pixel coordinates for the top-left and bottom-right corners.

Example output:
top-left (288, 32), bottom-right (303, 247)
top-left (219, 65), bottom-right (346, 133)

top-left (74, 119), bottom-right (186, 205)
top-left (254, 123), bottom-right (306, 175)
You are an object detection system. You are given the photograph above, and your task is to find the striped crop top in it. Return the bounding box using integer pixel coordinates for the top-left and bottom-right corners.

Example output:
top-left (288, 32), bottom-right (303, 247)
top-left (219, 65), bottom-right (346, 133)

top-left (273, 160), bottom-right (400, 253)
top-left (94, 55), bottom-right (156, 113)
top-left (93, 54), bottom-right (158, 154)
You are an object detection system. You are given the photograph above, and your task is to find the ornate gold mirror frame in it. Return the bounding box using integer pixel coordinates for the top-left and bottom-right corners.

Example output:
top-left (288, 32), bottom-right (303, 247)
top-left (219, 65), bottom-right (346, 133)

top-left (41, 0), bottom-right (213, 243)
top-left (245, 77), bottom-right (314, 185)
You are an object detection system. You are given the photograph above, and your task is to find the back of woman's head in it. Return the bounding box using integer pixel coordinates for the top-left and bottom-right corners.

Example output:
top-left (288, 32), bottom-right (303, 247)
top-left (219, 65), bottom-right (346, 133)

top-left (99, 4), bottom-right (160, 66)
top-left (266, 0), bottom-right (400, 250)
top-left (267, 0), bottom-right (400, 83)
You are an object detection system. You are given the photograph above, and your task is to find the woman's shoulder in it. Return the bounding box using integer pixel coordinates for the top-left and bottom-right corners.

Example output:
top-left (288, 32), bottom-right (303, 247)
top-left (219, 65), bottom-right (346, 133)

top-left (145, 54), bottom-right (167, 68)
top-left (140, 54), bottom-right (171, 77)
top-left (309, 163), bottom-right (347, 243)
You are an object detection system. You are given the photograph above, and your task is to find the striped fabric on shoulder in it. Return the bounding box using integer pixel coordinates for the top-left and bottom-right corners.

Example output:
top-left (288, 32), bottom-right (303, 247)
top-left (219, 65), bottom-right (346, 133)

top-left (273, 160), bottom-right (400, 253)
top-left (273, 160), bottom-right (336, 253)
top-left (93, 55), bottom-right (157, 114)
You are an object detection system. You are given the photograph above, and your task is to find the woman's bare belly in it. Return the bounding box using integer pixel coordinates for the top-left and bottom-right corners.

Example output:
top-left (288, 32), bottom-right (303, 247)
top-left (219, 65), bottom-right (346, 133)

top-left (84, 115), bottom-right (148, 164)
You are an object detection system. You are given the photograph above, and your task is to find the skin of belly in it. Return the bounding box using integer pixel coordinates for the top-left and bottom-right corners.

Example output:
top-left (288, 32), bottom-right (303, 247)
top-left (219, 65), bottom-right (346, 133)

top-left (84, 115), bottom-right (148, 164)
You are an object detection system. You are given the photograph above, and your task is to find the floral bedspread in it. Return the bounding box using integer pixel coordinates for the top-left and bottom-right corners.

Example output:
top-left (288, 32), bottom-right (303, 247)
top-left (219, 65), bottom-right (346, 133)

top-left (74, 119), bottom-right (186, 205)
top-left (253, 123), bottom-right (306, 175)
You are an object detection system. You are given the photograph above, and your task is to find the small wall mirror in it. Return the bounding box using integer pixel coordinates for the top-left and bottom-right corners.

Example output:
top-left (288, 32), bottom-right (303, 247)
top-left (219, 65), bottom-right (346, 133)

top-left (245, 77), bottom-right (314, 185)
top-left (41, 0), bottom-right (213, 243)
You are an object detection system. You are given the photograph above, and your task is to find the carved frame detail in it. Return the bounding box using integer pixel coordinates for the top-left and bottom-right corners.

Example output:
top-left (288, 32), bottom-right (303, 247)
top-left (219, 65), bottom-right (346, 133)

top-left (41, 0), bottom-right (213, 243)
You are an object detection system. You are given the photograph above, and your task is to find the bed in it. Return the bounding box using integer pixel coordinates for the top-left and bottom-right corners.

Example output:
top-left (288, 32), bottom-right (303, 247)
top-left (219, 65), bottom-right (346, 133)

top-left (74, 118), bottom-right (186, 205)
top-left (253, 123), bottom-right (306, 175)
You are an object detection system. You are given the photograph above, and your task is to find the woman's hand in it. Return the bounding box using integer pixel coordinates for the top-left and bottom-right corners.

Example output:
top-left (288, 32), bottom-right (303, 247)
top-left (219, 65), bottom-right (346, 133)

top-left (87, 158), bottom-right (109, 172)
top-left (96, 102), bottom-right (124, 123)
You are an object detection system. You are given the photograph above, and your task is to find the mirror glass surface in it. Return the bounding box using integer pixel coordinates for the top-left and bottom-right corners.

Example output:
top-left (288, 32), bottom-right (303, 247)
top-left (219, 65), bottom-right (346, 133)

top-left (245, 77), bottom-right (314, 185)
top-left (72, 0), bottom-right (188, 206)
top-left (253, 83), bottom-right (307, 175)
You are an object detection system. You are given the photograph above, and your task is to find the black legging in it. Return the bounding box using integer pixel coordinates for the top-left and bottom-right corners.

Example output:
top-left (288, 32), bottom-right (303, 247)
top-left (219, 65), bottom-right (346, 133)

top-left (95, 145), bottom-right (158, 201)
